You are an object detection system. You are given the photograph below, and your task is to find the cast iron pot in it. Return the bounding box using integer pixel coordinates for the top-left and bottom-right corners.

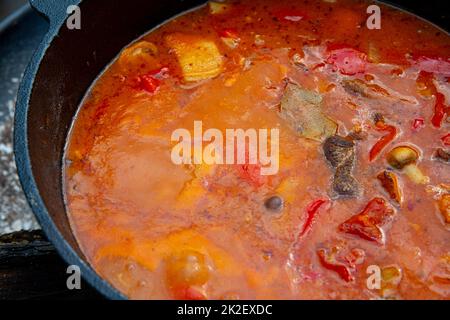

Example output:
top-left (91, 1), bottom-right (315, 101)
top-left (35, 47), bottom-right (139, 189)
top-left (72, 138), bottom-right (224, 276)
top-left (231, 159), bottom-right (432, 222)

top-left (14, 0), bottom-right (208, 300)
top-left (13, 0), bottom-right (449, 299)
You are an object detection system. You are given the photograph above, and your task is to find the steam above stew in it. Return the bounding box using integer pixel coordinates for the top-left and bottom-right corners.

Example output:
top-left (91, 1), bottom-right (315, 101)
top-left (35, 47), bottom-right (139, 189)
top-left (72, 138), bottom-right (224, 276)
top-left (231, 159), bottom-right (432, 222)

top-left (64, 0), bottom-right (450, 299)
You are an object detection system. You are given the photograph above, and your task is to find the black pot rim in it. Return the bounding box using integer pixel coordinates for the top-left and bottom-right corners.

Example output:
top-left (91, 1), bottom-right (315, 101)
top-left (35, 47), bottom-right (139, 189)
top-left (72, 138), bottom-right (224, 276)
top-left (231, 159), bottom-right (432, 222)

top-left (13, 0), bottom-right (125, 300)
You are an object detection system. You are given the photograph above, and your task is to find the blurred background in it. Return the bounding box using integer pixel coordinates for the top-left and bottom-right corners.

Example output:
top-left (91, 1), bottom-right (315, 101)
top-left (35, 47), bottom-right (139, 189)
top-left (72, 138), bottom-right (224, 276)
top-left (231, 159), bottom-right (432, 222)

top-left (0, 0), bottom-right (27, 20)
top-left (0, 0), bottom-right (43, 235)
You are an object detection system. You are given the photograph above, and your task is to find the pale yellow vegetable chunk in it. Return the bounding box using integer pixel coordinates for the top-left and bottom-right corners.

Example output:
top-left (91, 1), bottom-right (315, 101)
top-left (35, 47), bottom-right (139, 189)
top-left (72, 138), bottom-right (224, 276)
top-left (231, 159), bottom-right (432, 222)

top-left (209, 1), bottom-right (230, 14)
top-left (166, 33), bottom-right (223, 82)
top-left (118, 41), bottom-right (158, 70)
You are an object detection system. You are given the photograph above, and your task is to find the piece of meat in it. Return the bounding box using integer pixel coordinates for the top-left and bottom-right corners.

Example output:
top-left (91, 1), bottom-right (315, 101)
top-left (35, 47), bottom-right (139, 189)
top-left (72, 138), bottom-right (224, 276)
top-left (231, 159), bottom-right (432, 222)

top-left (280, 83), bottom-right (338, 142)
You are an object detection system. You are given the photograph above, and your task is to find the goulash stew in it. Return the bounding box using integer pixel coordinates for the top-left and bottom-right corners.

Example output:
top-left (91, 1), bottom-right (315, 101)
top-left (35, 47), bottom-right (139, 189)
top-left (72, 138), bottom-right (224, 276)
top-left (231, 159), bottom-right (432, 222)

top-left (64, 0), bottom-right (450, 299)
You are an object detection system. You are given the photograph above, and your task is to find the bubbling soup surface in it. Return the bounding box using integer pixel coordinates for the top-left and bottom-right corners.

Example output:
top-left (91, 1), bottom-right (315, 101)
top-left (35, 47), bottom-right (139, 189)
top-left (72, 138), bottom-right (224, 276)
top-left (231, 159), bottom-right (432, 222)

top-left (64, 0), bottom-right (450, 299)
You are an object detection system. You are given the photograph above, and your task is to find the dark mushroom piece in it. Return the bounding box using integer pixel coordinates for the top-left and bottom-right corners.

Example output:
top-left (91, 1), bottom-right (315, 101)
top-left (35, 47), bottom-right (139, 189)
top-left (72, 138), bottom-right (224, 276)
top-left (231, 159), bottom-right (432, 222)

top-left (323, 135), bottom-right (359, 197)
top-left (323, 135), bottom-right (355, 168)
top-left (333, 172), bottom-right (359, 197)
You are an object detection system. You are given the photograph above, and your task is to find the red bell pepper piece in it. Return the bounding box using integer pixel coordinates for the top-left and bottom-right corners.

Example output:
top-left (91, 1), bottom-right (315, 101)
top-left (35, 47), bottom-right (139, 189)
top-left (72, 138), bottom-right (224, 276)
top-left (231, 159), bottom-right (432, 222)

top-left (411, 118), bottom-right (425, 131)
top-left (326, 46), bottom-right (367, 76)
top-left (311, 62), bottom-right (326, 71)
top-left (317, 246), bottom-right (365, 283)
top-left (172, 286), bottom-right (206, 300)
top-left (317, 248), bottom-right (354, 282)
top-left (339, 198), bottom-right (395, 244)
top-left (369, 120), bottom-right (397, 161)
top-left (416, 71), bottom-right (449, 128)
top-left (442, 134), bottom-right (450, 146)
top-left (135, 67), bottom-right (169, 94)
top-left (139, 74), bottom-right (160, 94)
top-left (219, 28), bottom-right (239, 39)
top-left (431, 92), bottom-right (447, 128)
top-left (298, 199), bottom-right (329, 238)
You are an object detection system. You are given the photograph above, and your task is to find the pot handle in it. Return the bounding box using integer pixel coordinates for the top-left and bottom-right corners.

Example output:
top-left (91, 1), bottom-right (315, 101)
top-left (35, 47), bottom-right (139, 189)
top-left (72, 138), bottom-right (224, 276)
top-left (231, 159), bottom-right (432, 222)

top-left (29, 0), bottom-right (82, 27)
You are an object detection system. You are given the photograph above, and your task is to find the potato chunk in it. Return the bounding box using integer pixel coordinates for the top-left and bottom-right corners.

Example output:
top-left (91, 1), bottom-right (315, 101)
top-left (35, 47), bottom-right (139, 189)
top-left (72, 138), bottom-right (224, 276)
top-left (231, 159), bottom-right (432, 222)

top-left (165, 250), bottom-right (211, 288)
top-left (166, 33), bottom-right (223, 82)
top-left (209, 1), bottom-right (230, 14)
top-left (118, 41), bottom-right (158, 70)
